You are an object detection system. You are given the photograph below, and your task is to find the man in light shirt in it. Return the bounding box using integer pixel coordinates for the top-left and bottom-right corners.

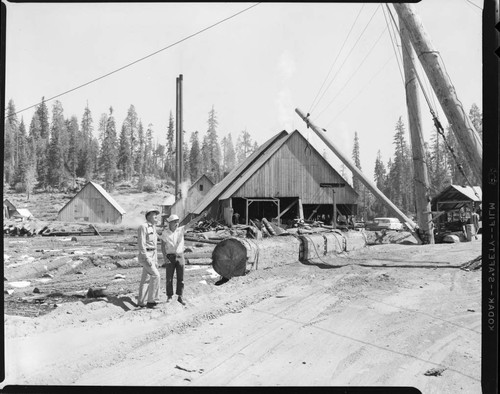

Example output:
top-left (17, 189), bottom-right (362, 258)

top-left (161, 214), bottom-right (186, 305)
top-left (137, 209), bottom-right (161, 308)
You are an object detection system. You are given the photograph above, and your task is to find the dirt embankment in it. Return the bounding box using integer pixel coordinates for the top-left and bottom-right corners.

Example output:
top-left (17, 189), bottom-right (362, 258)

top-left (3, 233), bottom-right (482, 391)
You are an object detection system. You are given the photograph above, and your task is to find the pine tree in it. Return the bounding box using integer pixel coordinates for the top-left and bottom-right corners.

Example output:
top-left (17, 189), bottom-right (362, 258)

top-left (221, 133), bottom-right (236, 177)
top-left (99, 107), bottom-right (118, 191)
top-left (4, 99), bottom-right (18, 186)
top-left (154, 143), bottom-right (166, 177)
top-left (189, 131), bottom-right (202, 182)
top-left (469, 103), bottom-right (482, 140)
top-left (136, 121), bottom-right (145, 189)
top-left (204, 106), bottom-right (222, 182)
top-left (429, 124), bottom-right (451, 193)
top-left (122, 105), bottom-right (139, 179)
top-left (118, 123), bottom-right (132, 181)
top-left (36, 98), bottom-right (51, 188)
top-left (145, 124), bottom-right (154, 176)
top-left (236, 129), bottom-right (254, 165)
top-left (13, 118), bottom-right (28, 186)
top-left (47, 101), bottom-right (67, 189)
top-left (79, 105), bottom-right (94, 180)
top-left (387, 117), bottom-right (414, 212)
top-left (67, 116), bottom-right (79, 188)
top-left (89, 137), bottom-right (100, 179)
top-left (372, 150), bottom-right (388, 217)
top-left (351, 131), bottom-right (362, 193)
top-left (165, 111), bottom-right (175, 179)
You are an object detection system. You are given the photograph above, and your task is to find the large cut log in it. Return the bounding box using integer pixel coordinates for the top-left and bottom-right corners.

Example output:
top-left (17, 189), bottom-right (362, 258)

top-left (262, 218), bottom-right (276, 235)
top-left (323, 231), bottom-right (346, 254)
top-left (344, 231), bottom-right (367, 251)
top-left (299, 230), bottom-right (367, 261)
top-left (299, 233), bottom-right (327, 261)
top-left (211, 235), bottom-right (300, 278)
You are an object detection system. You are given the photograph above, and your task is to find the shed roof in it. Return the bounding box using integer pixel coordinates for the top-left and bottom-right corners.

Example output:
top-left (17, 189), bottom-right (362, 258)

top-left (431, 184), bottom-right (482, 211)
top-left (90, 182), bottom-right (126, 214)
top-left (58, 181), bottom-right (126, 215)
top-left (162, 195), bottom-right (176, 206)
top-left (189, 174), bottom-right (214, 190)
top-left (13, 208), bottom-right (33, 218)
top-left (190, 130), bottom-right (289, 216)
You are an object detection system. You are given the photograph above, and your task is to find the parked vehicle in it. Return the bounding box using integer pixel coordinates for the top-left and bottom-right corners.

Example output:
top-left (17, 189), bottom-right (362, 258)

top-left (365, 217), bottom-right (404, 231)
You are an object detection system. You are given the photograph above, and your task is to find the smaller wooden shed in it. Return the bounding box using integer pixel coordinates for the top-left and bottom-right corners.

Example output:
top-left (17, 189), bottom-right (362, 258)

top-left (57, 181), bottom-right (126, 224)
top-left (170, 175), bottom-right (215, 220)
top-left (431, 184), bottom-right (482, 232)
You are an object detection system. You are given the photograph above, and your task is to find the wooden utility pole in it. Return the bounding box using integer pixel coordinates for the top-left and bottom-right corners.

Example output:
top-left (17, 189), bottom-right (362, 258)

top-left (175, 74), bottom-right (183, 200)
top-left (400, 20), bottom-right (435, 244)
top-left (296, 108), bottom-right (422, 244)
top-left (393, 3), bottom-right (482, 183)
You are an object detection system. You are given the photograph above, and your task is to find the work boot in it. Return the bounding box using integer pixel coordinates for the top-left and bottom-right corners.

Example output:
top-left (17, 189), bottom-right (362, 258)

top-left (146, 302), bottom-right (158, 309)
top-left (166, 296), bottom-right (173, 302)
top-left (177, 296), bottom-right (186, 306)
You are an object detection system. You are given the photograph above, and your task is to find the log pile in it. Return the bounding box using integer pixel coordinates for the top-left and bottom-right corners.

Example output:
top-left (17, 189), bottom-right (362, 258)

top-left (3, 219), bottom-right (49, 236)
top-left (3, 218), bottom-right (125, 237)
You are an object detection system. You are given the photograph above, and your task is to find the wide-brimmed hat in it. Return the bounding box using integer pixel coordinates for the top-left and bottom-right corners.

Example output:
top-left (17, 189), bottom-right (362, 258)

top-left (166, 214), bottom-right (180, 223)
top-left (145, 209), bottom-right (160, 218)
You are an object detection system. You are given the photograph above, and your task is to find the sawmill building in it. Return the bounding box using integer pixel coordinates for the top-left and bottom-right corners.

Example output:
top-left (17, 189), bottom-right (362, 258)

top-left (181, 129), bottom-right (358, 226)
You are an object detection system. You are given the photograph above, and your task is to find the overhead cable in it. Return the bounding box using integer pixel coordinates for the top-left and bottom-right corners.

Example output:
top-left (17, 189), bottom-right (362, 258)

top-left (316, 24), bottom-right (388, 121)
top-left (5, 3), bottom-right (261, 118)
top-left (309, 4), bottom-right (382, 116)
top-left (308, 3), bottom-right (366, 114)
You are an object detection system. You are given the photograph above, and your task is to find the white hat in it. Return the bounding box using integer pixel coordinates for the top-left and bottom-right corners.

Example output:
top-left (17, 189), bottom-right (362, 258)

top-left (145, 208), bottom-right (160, 218)
top-left (167, 214), bottom-right (180, 222)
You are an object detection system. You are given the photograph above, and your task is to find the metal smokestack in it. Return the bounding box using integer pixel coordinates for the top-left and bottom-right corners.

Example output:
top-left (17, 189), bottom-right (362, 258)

top-left (175, 74), bottom-right (183, 200)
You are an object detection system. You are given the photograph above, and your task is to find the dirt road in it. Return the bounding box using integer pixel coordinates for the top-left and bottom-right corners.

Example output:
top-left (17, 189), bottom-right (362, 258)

top-left (3, 238), bottom-right (481, 392)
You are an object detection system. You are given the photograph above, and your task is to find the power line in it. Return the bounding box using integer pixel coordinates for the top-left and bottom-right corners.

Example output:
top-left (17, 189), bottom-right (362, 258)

top-left (5, 3), bottom-right (261, 118)
top-left (464, 0), bottom-right (482, 11)
top-left (308, 3), bottom-right (366, 114)
top-left (326, 55), bottom-right (393, 127)
top-left (309, 4), bottom-right (381, 116)
top-left (315, 24), bottom-right (388, 121)
top-left (382, 5), bottom-right (405, 86)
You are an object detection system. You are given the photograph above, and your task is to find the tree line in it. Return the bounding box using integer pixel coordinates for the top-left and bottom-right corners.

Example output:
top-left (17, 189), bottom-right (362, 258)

top-left (4, 98), bottom-right (482, 221)
top-left (351, 103), bottom-right (483, 220)
top-left (3, 99), bottom-right (259, 197)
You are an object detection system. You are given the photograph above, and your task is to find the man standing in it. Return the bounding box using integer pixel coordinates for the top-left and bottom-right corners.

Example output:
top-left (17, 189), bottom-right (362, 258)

top-left (137, 209), bottom-right (161, 308)
top-left (161, 214), bottom-right (187, 306)
top-left (471, 208), bottom-right (480, 240)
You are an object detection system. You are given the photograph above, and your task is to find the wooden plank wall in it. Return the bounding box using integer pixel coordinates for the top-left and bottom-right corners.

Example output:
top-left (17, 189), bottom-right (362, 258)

top-left (232, 131), bottom-right (358, 204)
top-left (58, 183), bottom-right (122, 224)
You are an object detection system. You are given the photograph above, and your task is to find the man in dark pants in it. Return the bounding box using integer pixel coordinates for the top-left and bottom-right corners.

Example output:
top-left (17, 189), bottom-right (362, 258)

top-left (160, 214), bottom-right (186, 305)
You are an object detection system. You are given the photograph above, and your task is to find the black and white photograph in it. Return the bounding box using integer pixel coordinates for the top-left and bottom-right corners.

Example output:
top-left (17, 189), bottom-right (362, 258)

top-left (2, 1), bottom-right (495, 392)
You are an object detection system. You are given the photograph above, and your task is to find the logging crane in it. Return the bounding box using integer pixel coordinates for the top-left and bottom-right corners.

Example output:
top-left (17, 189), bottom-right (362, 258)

top-left (296, 3), bottom-right (482, 245)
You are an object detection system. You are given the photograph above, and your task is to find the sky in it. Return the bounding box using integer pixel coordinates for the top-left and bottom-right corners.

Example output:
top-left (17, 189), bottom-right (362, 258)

top-left (3, 1), bottom-right (483, 183)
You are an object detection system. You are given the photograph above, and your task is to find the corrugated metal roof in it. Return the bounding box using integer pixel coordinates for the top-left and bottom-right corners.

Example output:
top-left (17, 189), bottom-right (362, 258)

top-left (431, 184), bottom-right (482, 211)
top-left (449, 185), bottom-right (482, 201)
top-left (190, 130), bottom-right (289, 215)
top-left (89, 182), bottom-right (126, 214)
